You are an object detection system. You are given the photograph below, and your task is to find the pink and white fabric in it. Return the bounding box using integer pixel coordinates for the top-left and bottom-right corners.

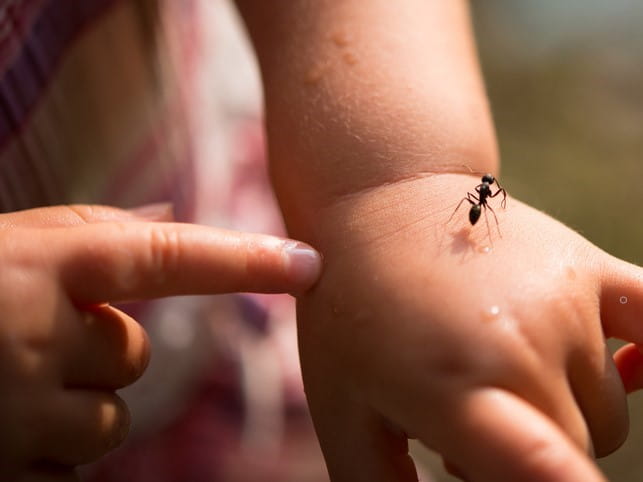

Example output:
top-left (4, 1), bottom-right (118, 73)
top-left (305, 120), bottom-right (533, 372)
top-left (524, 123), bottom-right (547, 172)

top-left (0, 1), bottom-right (327, 480)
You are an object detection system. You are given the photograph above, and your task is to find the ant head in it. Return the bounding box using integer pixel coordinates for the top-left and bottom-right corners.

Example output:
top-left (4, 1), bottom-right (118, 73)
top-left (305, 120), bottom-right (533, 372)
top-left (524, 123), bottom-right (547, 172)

top-left (482, 173), bottom-right (495, 185)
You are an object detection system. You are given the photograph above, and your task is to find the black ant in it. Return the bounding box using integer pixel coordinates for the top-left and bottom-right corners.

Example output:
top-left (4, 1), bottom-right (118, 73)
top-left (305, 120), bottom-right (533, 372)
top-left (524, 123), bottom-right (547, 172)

top-left (449, 173), bottom-right (507, 237)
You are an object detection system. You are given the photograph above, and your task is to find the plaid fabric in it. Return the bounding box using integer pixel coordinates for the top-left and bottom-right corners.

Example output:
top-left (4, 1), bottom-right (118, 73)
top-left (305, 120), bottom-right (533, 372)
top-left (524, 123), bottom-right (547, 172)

top-left (0, 0), bottom-right (197, 220)
top-left (0, 1), bottom-right (328, 480)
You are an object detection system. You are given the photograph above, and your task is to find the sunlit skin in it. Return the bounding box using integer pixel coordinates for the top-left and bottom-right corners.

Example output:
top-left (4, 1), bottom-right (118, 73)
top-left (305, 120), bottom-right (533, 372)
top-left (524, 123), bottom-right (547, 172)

top-left (0, 205), bottom-right (321, 481)
top-left (236, 1), bottom-right (643, 481)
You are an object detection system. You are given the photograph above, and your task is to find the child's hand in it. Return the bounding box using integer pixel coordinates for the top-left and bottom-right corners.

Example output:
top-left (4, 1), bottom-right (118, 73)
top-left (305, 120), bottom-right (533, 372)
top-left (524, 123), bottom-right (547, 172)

top-left (0, 205), bottom-right (321, 481)
top-left (297, 173), bottom-right (640, 482)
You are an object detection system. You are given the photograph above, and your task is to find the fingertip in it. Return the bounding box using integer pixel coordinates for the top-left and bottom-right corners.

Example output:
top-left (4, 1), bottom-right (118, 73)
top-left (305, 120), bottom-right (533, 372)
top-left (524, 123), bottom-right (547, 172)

top-left (614, 343), bottom-right (643, 393)
top-left (599, 258), bottom-right (643, 342)
top-left (282, 241), bottom-right (323, 293)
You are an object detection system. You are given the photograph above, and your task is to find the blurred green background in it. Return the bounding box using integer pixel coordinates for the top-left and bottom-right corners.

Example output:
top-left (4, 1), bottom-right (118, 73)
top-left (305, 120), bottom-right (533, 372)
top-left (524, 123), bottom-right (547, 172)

top-left (417, 1), bottom-right (643, 481)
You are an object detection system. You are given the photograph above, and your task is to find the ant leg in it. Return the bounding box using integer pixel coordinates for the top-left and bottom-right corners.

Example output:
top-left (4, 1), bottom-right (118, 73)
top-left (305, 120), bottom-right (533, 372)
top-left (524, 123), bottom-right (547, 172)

top-left (447, 193), bottom-right (478, 223)
top-left (489, 177), bottom-right (507, 208)
top-left (486, 203), bottom-right (502, 238)
top-left (482, 206), bottom-right (494, 247)
top-left (489, 187), bottom-right (507, 209)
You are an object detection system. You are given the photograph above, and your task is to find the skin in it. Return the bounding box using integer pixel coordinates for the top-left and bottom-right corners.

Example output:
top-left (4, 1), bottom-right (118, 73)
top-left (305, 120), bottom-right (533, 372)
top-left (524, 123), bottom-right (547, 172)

top-left (296, 174), bottom-right (642, 481)
top-left (0, 205), bottom-right (321, 481)
top-left (235, 0), bottom-right (643, 480)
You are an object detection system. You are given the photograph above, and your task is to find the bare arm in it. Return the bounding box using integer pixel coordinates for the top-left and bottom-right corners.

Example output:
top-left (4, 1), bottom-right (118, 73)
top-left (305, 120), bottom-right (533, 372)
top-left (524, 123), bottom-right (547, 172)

top-left (233, 3), bottom-right (637, 482)
top-left (235, 0), bottom-right (498, 235)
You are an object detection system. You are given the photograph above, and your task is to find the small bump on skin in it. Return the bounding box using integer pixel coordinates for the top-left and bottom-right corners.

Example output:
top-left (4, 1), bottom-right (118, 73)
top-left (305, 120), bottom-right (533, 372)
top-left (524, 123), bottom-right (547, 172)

top-left (566, 266), bottom-right (577, 280)
top-left (304, 61), bottom-right (329, 84)
top-left (331, 31), bottom-right (350, 47)
top-left (343, 52), bottom-right (358, 65)
top-left (481, 305), bottom-right (501, 322)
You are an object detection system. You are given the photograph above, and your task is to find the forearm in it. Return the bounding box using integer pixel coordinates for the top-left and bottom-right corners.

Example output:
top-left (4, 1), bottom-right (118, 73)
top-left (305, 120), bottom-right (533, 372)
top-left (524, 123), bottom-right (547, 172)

top-left (236, 0), bottom-right (498, 237)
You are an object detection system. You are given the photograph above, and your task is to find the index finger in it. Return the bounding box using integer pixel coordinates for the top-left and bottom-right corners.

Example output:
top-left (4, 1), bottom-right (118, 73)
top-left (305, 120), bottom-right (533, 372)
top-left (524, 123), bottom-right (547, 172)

top-left (48, 222), bottom-right (322, 303)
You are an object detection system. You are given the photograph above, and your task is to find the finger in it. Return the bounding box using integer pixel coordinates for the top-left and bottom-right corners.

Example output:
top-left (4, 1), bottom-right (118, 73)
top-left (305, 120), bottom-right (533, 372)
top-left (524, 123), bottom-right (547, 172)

top-left (600, 257), bottom-right (643, 342)
top-left (0, 203), bottom-right (173, 228)
top-left (51, 222), bottom-right (322, 302)
top-left (422, 389), bottom-right (606, 482)
top-left (62, 305), bottom-right (150, 390)
top-left (532, 376), bottom-right (594, 457)
top-left (567, 336), bottom-right (628, 456)
top-left (37, 390), bottom-right (129, 466)
top-left (308, 393), bottom-right (418, 482)
top-left (613, 343), bottom-right (643, 393)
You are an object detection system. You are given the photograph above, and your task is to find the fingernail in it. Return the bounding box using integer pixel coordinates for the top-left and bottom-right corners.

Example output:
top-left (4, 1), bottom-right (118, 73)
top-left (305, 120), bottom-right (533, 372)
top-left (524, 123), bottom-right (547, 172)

top-left (282, 241), bottom-right (323, 290)
top-left (127, 202), bottom-right (174, 221)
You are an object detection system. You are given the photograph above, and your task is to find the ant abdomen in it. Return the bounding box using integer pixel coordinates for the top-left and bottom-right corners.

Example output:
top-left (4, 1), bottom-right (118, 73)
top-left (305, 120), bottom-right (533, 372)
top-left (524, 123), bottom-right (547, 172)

top-left (469, 205), bottom-right (482, 225)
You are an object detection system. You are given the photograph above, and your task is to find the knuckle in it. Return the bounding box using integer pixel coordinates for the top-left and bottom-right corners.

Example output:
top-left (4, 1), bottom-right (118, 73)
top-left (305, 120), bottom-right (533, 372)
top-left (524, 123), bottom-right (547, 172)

top-left (146, 227), bottom-right (182, 281)
top-left (521, 437), bottom-right (577, 479)
top-left (66, 204), bottom-right (128, 224)
top-left (65, 204), bottom-right (95, 224)
top-left (244, 236), bottom-right (286, 280)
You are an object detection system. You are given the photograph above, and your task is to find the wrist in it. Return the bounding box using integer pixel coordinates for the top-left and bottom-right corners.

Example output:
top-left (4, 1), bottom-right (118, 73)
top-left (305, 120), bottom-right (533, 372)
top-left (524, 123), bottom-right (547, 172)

top-left (271, 138), bottom-right (499, 214)
top-left (286, 172), bottom-right (500, 256)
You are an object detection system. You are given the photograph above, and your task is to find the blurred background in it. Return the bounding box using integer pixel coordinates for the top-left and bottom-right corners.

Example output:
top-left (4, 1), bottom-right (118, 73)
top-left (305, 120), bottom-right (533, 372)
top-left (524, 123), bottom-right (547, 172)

top-left (417, 1), bottom-right (643, 480)
top-left (474, 0), bottom-right (642, 266)
top-left (83, 1), bottom-right (643, 480)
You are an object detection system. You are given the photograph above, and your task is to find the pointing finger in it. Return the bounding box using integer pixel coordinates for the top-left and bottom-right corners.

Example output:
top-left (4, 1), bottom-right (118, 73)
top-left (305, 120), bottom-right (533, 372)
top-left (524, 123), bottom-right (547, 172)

top-left (49, 222), bottom-right (322, 302)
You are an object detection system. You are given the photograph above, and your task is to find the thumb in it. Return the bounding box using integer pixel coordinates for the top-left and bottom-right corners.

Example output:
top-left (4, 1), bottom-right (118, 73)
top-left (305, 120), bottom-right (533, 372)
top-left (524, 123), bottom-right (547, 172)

top-left (599, 256), bottom-right (643, 342)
